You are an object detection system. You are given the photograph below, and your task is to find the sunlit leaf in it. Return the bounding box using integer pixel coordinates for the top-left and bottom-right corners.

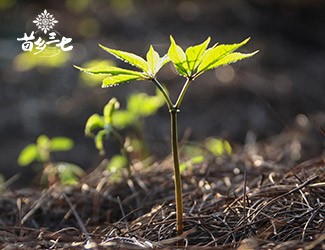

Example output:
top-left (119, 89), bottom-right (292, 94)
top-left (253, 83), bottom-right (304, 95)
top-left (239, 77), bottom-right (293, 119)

top-left (99, 44), bottom-right (148, 72)
top-left (102, 74), bottom-right (142, 87)
top-left (78, 60), bottom-right (114, 86)
top-left (146, 45), bottom-right (160, 76)
top-left (197, 38), bottom-right (252, 74)
top-left (74, 65), bottom-right (144, 77)
top-left (185, 37), bottom-right (210, 75)
top-left (103, 98), bottom-right (119, 125)
top-left (51, 137), bottom-right (74, 152)
top-left (145, 46), bottom-right (170, 77)
top-left (85, 114), bottom-right (104, 136)
top-left (168, 36), bottom-right (188, 76)
top-left (206, 51), bottom-right (258, 69)
top-left (17, 144), bottom-right (38, 167)
top-left (157, 54), bottom-right (170, 72)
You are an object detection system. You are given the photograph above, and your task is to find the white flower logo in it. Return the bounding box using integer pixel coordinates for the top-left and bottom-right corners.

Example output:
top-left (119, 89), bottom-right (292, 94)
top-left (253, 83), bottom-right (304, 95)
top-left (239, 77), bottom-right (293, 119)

top-left (33, 9), bottom-right (58, 34)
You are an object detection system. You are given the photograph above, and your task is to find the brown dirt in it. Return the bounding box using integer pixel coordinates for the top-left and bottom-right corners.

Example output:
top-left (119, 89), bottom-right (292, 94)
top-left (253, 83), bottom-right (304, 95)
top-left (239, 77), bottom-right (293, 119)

top-left (0, 132), bottom-right (324, 249)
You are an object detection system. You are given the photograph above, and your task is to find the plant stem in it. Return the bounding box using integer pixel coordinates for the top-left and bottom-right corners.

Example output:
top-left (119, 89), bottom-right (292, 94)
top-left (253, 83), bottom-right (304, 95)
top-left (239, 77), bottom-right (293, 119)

top-left (153, 77), bottom-right (193, 237)
top-left (152, 77), bottom-right (173, 110)
top-left (170, 108), bottom-right (183, 236)
top-left (175, 77), bottom-right (192, 108)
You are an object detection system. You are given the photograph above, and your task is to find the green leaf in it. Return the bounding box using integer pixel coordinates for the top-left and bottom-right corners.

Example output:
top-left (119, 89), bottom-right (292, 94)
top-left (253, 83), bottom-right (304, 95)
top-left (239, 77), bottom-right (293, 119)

top-left (197, 38), bottom-right (252, 74)
top-left (102, 74), bottom-right (142, 87)
top-left (104, 98), bottom-right (120, 125)
top-left (205, 138), bottom-right (232, 156)
top-left (51, 137), bottom-right (74, 152)
top-left (37, 135), bottom-right (50, 148)
top-left (145, 46), bottom-right (170, 77)
top-left (78, 60), bottom-right (114, 86)
top-left (106, 155), bottom-right (128, 172)
top-left (180, 155), bottom-right (204, 173)
top-left (112, 110), bottom-right (135, 129)
top-left (74, 65), bottom-right (144, 77)
top-left (36, 135), bottom-right (51, 162)
top-left (17, 144), bottom-right (38, 166)
top-left (185, 37), bottom-right (210, 75)
top-left (157, 54), bottom-right (170, 72)
top-left (85, 114), bottom-right (104, 136)
top-left (127, 92), bottom-right (164, 117)
top-left (190, 155), bottom-right (204, 165)
top-left (146, 45), bottom-right (160, 76)
top-left (168, 36), bottom-right (188, 76)
top-left (206, 51), bottom-right (258, 69)
top-left (99, 44), bottom-right (148, 72)
top-left (95, 129), bottom-right (109, 155)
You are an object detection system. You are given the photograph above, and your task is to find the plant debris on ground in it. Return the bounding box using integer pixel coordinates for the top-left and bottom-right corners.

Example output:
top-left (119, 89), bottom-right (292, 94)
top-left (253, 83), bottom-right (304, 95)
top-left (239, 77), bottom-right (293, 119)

top-left (0, 128), bottom-right (324, 250)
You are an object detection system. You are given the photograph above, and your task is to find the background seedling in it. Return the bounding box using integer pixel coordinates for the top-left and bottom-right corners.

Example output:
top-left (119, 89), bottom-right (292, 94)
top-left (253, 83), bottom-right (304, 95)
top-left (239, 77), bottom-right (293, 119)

top-left (85, 91), bottom-right (163, 179)
top-left (17, 135), bottom-right (84, 186)
top-left (76, 36), bottom-right (257, 237)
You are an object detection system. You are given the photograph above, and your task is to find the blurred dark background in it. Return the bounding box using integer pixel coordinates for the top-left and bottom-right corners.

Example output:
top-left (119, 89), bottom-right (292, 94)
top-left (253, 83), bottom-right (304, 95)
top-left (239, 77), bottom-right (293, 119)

top-left (0, 0), bottom-right (324, 187)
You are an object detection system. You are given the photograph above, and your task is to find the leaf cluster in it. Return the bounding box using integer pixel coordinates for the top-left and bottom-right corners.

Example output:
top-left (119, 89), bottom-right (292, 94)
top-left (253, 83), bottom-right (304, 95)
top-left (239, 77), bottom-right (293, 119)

top-left (75, 36), bottom-right (258, 86)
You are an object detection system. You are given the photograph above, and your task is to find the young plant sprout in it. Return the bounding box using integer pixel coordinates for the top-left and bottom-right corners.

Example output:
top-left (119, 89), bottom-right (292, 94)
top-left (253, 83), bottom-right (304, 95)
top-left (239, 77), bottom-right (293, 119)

top-left (75, 36), bottom-right (258, 236)
top-left (85, 91), bottom-right (164, 181)
top-left (17, 135), bottom-right (84, 186)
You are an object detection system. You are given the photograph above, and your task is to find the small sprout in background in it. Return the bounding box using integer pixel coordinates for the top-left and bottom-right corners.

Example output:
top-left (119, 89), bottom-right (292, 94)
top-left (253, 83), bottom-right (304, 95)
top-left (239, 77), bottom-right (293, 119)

top-left (14, 49), bottom-right (70, 72)
top-left (85, 91), bottom-right (164, 159)
top-left (85, 97), bottom-right (120, 155)
top-left (43, 162), bottom-right (85, 186)
top-left (17, 135), bottom-right (84, 187)
top-left (179, 155), bottom-right (204, 173)
top-left (105, 154), bottom-right (128, 182)
top-left (113, 90), bottom-right (164, 129)
top-left (205, 137), bottom-right (232, 157)
top-left (179, 139), bottom-right (232, 173)
top-left (113, 90), bottom-right (164, 159)
top-left (180, 144), bottom-right (206, 173)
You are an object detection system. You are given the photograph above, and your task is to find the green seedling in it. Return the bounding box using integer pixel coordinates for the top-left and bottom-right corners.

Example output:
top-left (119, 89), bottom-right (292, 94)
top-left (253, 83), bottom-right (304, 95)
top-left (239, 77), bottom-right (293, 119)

top-left (180, 138), bottom-right (232, 173)
top-left (17, 135), bottom-right (84, 186)
top-left (85, 97), bottom-right (131, 178)
top-left (85, 98), bottom-right (121, 155)
top-left (113, 90), bottom-right (164, 158)
top-left (205, 137), bottom-right (232, 157)
top-left (86, 91), bottom-right (163, 161)
top-left (76, 36), bottom-right (257, 236)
